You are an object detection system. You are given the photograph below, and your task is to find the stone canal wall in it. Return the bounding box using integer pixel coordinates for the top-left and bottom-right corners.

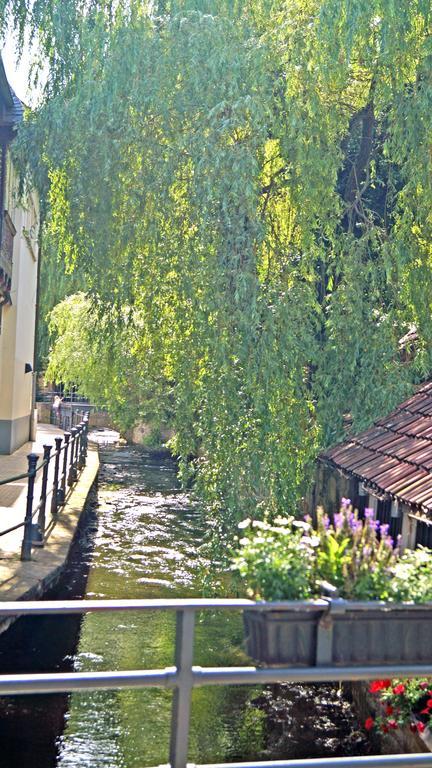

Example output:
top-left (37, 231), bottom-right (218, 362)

top-left (0, 445), bottom-right (99, 633)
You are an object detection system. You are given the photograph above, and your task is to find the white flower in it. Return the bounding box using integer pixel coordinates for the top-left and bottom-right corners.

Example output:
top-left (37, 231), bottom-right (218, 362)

top-left (292, 520), bottom-right (311, 531)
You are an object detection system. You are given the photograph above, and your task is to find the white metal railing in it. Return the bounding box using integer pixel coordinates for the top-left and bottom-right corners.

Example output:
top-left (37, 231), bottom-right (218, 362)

top-left (0, 599), bottom-right (431, 768)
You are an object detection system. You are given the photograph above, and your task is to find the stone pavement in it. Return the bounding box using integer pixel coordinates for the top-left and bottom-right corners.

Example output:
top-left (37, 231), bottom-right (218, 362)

top-left (0, 424), bottom-right (99, 624)
top-left (0, 423), bottom-right (66, 557)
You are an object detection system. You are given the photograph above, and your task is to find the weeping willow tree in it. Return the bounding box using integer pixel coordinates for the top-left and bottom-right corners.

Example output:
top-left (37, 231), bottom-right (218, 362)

top-left (5, 0), bottom-right (432, 532)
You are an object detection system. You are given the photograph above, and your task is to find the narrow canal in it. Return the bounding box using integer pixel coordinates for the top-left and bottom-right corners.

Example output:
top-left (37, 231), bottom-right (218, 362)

top-left (0, 441), bottom-right (369, 767)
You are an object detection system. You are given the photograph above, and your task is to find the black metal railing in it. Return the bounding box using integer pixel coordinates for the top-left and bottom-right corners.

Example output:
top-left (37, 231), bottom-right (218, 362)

top-left (51, 406), bottom-right (89, 432)
top-left (0, 414), bottom-right (90, 560)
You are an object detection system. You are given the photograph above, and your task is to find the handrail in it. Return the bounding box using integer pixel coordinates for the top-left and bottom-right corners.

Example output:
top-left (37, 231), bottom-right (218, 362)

top-left (0, 598), bottom-right (431, 768)
top-left (0, 413), bottom-right (90, 559)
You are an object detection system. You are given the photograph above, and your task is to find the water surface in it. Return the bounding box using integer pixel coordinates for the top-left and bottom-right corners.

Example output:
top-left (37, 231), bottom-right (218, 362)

top-left (0, 442), bottom-right (369, 766)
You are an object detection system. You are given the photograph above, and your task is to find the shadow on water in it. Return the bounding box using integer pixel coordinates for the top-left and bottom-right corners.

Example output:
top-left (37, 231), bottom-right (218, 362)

top-left (0, 486), bottom-right (99, 768)
top-left (0, 442), bottom-right (370, 767)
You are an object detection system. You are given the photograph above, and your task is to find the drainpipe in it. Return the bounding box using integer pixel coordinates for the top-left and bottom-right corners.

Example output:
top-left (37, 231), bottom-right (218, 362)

top-left (30, 201), bottom-right (43, 441)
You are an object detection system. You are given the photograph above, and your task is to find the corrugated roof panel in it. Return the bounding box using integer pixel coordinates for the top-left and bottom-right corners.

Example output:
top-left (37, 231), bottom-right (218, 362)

top-left (337, 448), bottom-right (376, 471)
top-left (406, 482), bottom-right (432, 504)
top-left (319, 381), bottom-right (432, 507)
top-left (379, 411), bottom-right (420, 430)
top-left (326, 443), bottom-right (365, 464)
top-left (411, 398), bottom-right (432, 416)
top-left (366, 434), bottom-right (417, 456)
top-left (351, 455), bottom-right (400, 478)
top-left (353, 426), bottom-right (387, 443)
top-left (400, 445), bottom-right (432, 467)
top-left (322, 441), bottom-right (356, 461)
top-left (420, 498), bottom-right (432, 510)
top-left (390, 437), bottom-right (432, 460)
top-left (418, 454), bottom-right (432, 471)
top-left (383, 469), bottom-right (428, 495)
top-left (392, 414), bottom-right (430, 434)
top-left (397, 473), bottom-right (432, 497)
top-left (356, 431), bottom-right (405, 453)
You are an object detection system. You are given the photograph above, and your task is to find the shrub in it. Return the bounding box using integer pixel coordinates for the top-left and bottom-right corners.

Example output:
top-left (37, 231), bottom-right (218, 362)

top-left (232, 501), bottom-right (432, 602)
top-left (232, 517), bottom-right (317, 601)
top-left (365, 678), bottom-right (432, 735)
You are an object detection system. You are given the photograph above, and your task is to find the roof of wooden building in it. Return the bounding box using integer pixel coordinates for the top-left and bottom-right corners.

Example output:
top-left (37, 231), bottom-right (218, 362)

top-left (319, 381), bottom-right (432, 512)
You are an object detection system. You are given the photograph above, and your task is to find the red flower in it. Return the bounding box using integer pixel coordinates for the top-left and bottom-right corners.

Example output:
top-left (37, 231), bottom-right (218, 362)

top-left (385, 705), bottom-right (394, 715)
top-left (387, 719), bottom-right (398, 730)
top-left (420, 682), bottom-right (429, 690)
top-left (369, 680), bottom-right (392, 693)
top-left (393, 684), bottom-right (405, 695)
top-left (417, 722), bottom-right (426, 733)
top-left (420, 708), bottom-right (430, 715)
top-left (427, 699), bottom-right (432, 708)
top-left (364, 717), bottom-right (375, 731)
top-left (381, 724), bottom-right (389, 733)
top-left (410, 723), bottom-right (418, 733)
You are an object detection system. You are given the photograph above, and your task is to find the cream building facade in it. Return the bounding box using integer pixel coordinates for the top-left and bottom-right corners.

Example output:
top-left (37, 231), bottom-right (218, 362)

top-left (0, 57), bottom-right (39, 454)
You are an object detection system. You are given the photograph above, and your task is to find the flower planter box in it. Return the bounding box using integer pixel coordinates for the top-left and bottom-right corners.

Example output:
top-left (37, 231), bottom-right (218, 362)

top-left (331, 605), bottom-right (432, 666)
top-left (243, 602), bottom-right (432, 667)
top-left (243, 605), bottom-right (324, 667)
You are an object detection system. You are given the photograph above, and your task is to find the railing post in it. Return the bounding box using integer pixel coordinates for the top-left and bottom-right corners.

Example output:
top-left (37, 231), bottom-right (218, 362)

top-left (50, 436), bottom-right (63, 516)
top-left (78, 422), bottom-right (85, 470)
top-left (68, 428), bottom-right (78, 485)
top-left (35, 444), bottom-right (52, 545)
top-left (60, 432), bottom-right (70, 502)
top-left (83, 414), bottom-right (89, 459)
top-left (76, 424), bottom-right (82, 469)
top-left (169, 609), bottom-right (195, 768)
top-left (20, 453), bottom-right (38, 561)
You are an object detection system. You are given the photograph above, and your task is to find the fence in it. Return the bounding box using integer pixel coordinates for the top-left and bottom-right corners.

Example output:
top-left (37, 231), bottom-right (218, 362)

top-left (51, 405), bottom-right (89, 432)
top-left (0, 414), bottom-right (89, 560)
top-left (0, 598), bottom-right (431, 768)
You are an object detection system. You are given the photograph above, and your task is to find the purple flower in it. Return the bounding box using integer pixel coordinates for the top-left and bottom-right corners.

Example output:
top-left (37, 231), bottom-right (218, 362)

top-left (334, 512), bottom-right (344, 530)
top-left (364, 508), bottom-right (375, 519)
top-left (341, 497), bottom-right (351, 507)
top-left (380, 523), bottom-right (390, 536)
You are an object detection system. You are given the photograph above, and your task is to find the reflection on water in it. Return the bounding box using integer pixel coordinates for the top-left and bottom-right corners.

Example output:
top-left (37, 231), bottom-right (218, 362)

top-left (0, 443), bottom-right (369, 767)
top-left (57, 446), bottom-right (258, 768)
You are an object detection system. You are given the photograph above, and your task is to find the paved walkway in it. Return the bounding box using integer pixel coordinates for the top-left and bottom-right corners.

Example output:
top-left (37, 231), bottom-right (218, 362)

top-left (0, 443), bottom-right (98, 618)
top-left (0, 423), bottom-right (65, 558)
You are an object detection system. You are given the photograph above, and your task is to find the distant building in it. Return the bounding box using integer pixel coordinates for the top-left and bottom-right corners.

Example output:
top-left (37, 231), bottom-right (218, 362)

top-left (0, 56), bottom-right (39, 454)
top-left (315, 382), bottom-right (432, 549)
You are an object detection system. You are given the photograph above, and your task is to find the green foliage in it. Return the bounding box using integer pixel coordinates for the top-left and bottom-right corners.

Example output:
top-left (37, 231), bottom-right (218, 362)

top-left (366, 678), bottom-right (432, 735)
top-left (6, 0), bottom-right (432, 536)
top-left (315, 506), bottom-right (398, 600)
top-left (233, 503), bottom-right (432, 602)
top-left (37, 224), bottom-right (85, 369)
top-left (232, 517), bottom-right (317, 601)
top-left (390, 547), bottom-right (432, 604)
top-left (46, 293), bottom-right (172, 431)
